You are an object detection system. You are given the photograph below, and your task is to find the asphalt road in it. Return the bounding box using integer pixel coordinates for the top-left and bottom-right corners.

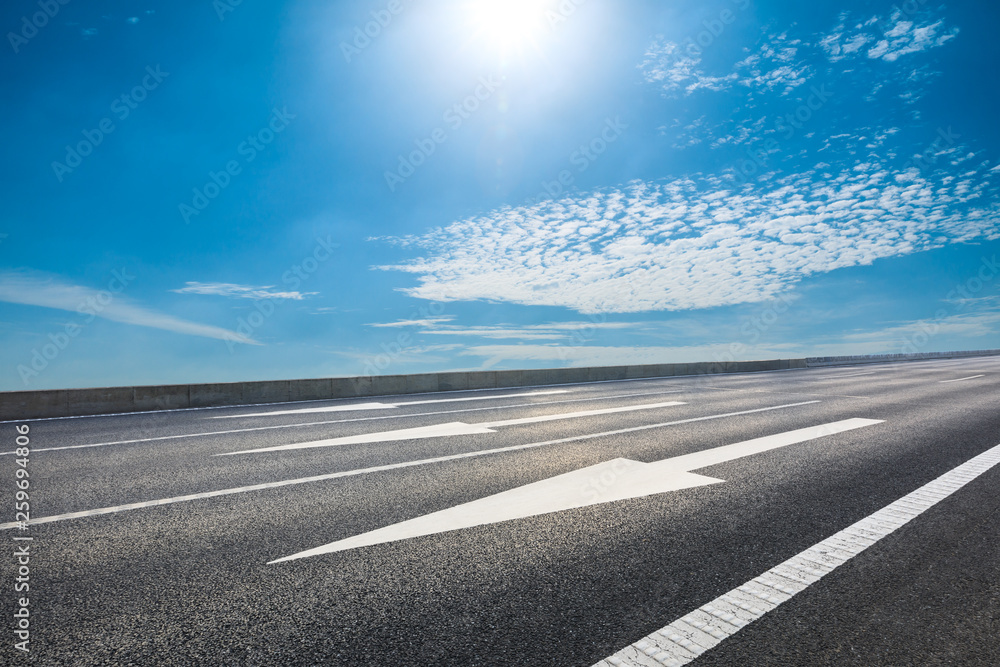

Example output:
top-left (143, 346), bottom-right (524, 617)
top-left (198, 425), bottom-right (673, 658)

top-left (2, 356), bottom-right (998, 666)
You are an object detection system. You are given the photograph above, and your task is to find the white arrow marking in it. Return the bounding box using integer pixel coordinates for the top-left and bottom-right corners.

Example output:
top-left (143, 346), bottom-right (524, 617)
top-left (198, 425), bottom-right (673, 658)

top-left (217, 401), bottom-right (687, 455)
top-left (269, 418), bottom-right (882, 563)
top-left (210, 390), bottom-right (570, 418)
top-left (0, 401), bottom-right (820, 531)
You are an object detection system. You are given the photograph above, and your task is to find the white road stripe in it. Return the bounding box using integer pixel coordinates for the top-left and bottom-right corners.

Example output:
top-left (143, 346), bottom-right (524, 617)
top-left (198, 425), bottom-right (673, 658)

top-left (210, 390), bottom-right (570, 418)
top-left (813, 372), bottom-right (876, 380)
top-left (939, 374), bottom-right (986, 383)
top-left (0, 400), bottom-right (818, 530)
top-left (479, 402), bottom-right (687, 428)
top-left (219, 401), bottom-right (688, 455)
top-left (0, 390), bottom-right (683, 456)
top-left (592, 441), bottom-right (1000, 667)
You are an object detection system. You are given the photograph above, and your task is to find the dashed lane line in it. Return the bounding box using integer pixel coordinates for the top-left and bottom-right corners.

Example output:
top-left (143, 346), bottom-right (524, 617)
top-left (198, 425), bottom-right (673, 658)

top-left (939, 374), bottom-right (986, 383)
top-left (593, 441), bottom-right (1000, 667)
top-left (0, 400), bottom-right (819, 530)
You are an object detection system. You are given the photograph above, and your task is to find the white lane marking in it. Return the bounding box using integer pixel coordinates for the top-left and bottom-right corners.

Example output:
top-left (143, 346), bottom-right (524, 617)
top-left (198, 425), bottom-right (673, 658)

top-left (592, 442), bottom-right (1000, 667)
top-left (270, 419), bottom-right (882, 562)
top-left (218, 401), bottom-right (688, 455)
top-left (209, 390), bottom-right (571, 418)
top-left (0, 401), bottom-right (818, 530)
top-left (939, 374), bottom-right (986, 383)
top-left (0, 390), bottom-right (683, 456)
top-left (814, 371), bottom-right (876, 380)
top-left (478, 403), bottom-right (688, 428)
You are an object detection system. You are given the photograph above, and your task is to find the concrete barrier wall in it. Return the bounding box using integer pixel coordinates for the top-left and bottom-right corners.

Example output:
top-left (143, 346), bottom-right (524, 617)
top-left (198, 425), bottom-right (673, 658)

top-left (1, 349), bottom-right (996, 420)
top-left (804, 349), bottom-right (1000, 367)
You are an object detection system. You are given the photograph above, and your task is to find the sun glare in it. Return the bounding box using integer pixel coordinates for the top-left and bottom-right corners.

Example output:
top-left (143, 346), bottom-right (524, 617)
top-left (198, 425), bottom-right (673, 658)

top-left (465, 0), bottom-right (549, 56)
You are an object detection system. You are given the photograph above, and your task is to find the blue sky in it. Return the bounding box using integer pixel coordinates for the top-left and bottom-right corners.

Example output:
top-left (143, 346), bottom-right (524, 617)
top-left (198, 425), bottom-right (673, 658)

top-left (1, 0), bottom-right (998, 391)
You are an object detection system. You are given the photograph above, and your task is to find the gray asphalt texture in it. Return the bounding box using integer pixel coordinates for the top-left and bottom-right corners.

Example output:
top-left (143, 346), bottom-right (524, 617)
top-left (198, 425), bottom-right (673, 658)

top-left (2, 357), bottom-right (998, 666)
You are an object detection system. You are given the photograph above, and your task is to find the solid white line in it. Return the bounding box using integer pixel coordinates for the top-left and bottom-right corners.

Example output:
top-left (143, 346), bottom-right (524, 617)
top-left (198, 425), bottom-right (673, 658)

top-left (939, 375), bottom-right (985, 383)
top-left (592, 441), bottom-right (1000, 667)
top-left (220, 401), bottom-right (688, 455)
top-left (0, 390), bottom-right (684, 456)
top-left (209, 390), bottom-right (571, 418)
top-left (0, 400), bottom-right (819, 530)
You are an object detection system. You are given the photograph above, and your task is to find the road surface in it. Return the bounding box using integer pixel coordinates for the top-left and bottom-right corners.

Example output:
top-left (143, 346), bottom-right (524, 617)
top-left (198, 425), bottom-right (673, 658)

top-left (2, 356), bottom-right (998, 665)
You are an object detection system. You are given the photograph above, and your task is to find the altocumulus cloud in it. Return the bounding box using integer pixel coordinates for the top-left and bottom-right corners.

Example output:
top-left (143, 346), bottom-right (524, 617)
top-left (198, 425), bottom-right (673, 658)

top-left (375, 159), bottom-right (1000, 314)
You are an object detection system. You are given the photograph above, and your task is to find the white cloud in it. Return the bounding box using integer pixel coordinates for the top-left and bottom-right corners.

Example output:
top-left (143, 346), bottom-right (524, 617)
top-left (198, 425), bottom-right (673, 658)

top-left (460, 343), bottom-right (808, 369)
top-left (172, 282), bottom-right (316, 300)
top-left (368, 317), bottom-right (454, 328)
top-left (821, 11), bottom-right (958, 63)
top-left (735, 33), bottom-right (810, 95)
top-left (840, 312), bottom-right (1000, 343)
top-left (376, 160), bottom-right (1000, 314)
top-left (418, 321), bottom-right (635, 341)
top-left (642, 32), bottom-right (810, 97)
top-left (638, 38), bottom-right (737, 95)
top-left (0, 273), bottom-right (259, 344)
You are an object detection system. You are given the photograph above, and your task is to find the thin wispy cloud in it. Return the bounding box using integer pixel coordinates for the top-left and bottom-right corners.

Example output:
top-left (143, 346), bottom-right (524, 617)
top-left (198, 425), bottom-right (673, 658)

top-left (367, 317), bottom-right (454, 328)
top-left (172, 282), bottom-right (316, 300)
top-left (419, 321), bottom-right (635, 341)
top-left (0, 272), bottom-right (259, 345)
top-left (460, 343), bottom-right (804, 369)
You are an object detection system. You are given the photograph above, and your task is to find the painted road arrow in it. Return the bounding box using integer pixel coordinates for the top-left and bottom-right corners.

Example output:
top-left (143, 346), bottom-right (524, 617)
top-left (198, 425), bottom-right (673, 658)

top-left (218, 400), bottom-right (688, 455)
top-left (270, 417), bottom-right (883, 563)
top-left (211, 390), bottom-right (571, 418)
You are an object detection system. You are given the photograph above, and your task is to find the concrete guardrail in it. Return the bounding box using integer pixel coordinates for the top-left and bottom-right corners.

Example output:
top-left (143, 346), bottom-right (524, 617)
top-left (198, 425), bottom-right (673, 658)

top-left (2, 349), bottom-right (997, 420)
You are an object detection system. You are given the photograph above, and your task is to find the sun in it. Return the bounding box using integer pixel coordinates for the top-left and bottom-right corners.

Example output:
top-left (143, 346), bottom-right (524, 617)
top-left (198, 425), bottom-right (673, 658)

top-left (464, 0), bottom-right (550, 56)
